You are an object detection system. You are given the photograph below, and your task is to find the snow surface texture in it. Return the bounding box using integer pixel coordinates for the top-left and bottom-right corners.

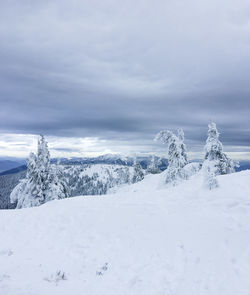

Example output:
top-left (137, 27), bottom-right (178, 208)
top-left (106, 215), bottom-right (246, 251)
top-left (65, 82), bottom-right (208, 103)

top-left (0, 170), bottom-right (250, 294)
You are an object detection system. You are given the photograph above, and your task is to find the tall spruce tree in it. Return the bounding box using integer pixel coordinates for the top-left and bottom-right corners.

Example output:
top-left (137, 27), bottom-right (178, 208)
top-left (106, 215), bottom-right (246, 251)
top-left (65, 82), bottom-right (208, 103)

top-left (10, 135), bottom-right (69, 208)
top-left (155, 129), bottom-right (189, 184)
top-left (203, 122), bottom-right (237, 174)
top-left (202, 122), bottom-right (238, 189)
top-left (177, 128), bottom-right (188, 164)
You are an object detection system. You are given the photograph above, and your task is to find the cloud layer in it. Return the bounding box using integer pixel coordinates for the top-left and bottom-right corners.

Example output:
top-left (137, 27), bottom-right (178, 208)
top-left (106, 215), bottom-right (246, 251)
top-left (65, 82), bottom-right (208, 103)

top-left (0, 0), bottom-right (250, 158)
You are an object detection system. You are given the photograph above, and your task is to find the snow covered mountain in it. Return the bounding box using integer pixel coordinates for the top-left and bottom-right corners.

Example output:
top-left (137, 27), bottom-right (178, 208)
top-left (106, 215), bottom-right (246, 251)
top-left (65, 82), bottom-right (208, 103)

top-left (0, 163), bottom-right (145, 209)
top-left (57, 154), bottom-right (168, 170)
top-left (0, 170), bottom-right (250, 294)
top-left (63, 163), bottom-right (144, 197)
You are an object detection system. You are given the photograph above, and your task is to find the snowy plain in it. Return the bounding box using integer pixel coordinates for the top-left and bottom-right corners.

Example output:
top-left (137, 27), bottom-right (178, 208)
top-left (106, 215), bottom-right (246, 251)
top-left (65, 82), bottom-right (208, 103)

top-left (0, 170), bottom-right (250, 294)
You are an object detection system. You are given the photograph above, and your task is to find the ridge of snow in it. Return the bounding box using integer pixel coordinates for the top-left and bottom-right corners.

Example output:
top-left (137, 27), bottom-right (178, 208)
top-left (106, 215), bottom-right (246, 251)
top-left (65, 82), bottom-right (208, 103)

top-left (0, 170), bottom-right (250, 294)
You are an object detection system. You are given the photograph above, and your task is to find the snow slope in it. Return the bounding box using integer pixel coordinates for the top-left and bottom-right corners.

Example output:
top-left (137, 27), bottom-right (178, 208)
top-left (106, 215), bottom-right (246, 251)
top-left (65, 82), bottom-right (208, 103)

top-left (0, 170), bottom-right (250, 294)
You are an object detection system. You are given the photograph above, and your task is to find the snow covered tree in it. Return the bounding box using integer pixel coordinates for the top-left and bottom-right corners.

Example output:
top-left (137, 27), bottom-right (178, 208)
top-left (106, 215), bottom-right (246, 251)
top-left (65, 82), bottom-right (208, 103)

top-left (10, 152), bottom-right (42, 208)
top-left (132, 157), bottom-right (144, 183)
top-left (202, 122), bottom-right (238, 189)
top-left (202, 160), bottom-right (218, 190)
top-left (116, 166), bottom-right (130, 185)
top-left (147, 156), bottom-right (161, 174)
top-left (10, 135), bottom-right (69, 208)
top-left (155, 129), bottom-right (189, 185)
top-left (46, 162), bottom-right (69, 202)
top-left (203, 122), bottom-right (237, 175)
top-left (177, 129), bottom-right (188, 164)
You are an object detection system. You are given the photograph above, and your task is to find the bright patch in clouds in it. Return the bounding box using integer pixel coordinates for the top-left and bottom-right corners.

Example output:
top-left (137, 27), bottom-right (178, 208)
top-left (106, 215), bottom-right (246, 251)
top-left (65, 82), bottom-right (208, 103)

top-left (0, 133), bottom-right (250, 160)
top-left (0, 134), bottom-right (112, 158)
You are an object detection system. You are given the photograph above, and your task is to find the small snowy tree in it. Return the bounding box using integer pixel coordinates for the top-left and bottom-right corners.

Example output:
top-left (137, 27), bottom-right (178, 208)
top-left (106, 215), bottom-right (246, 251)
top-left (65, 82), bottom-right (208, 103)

top-left (202, 122), bottom-right (238, 189)
top-left (147, 156), bottom-right (161, 174)
top-left (202, 160), bottom-right (218, 190)
top-left (155, 129), bottom-right (189, 185)
top-left (10, 135), bottom-right (69, 208)
top-left (46, 162), bottom-right (70, 202)
top-left (132, 157), bottom-right (144, 183)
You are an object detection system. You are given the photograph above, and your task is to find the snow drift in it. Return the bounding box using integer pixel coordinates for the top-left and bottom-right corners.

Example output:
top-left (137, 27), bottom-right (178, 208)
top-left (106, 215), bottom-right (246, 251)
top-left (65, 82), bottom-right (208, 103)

top-left (0, 170), bottom-right (250, 294)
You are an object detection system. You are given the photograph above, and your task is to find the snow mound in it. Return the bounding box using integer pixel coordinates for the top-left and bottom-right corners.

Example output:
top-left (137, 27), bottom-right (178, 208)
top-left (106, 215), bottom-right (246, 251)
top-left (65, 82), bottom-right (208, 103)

top-left (0, 170), bottom-right (250, 294)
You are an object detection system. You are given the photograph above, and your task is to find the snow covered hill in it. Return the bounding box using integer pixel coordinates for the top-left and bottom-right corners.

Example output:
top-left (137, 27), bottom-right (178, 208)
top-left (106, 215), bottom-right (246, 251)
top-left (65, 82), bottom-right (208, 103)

top-left (64, 163), bottom-right (144, 197)
top-left (0, 170), bottom-right (250, 294)
top-left (0, 163), bottom-right (145, 209)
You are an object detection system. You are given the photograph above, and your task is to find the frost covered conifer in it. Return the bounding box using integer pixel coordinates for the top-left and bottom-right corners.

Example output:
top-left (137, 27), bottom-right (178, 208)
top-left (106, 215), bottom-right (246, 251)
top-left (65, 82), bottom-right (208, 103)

top-left (177, 129), bottom-right (188, 164)
top-left (132, 157), bottom-right (144, 183)
top-left (203, 122), bottom-right (236, 174)
top-left (147, 156), bottom-right (161, 174)
top-left (202, 160), bottom-right (218, 190)
top-left (10, 135), bottom-right (69, 208)
top-left (202, 122), bottom-right (238, 189)
top-left (155, 129), bottom-right (188, 184)
top-left (46, 162), bottom-right (69, 202)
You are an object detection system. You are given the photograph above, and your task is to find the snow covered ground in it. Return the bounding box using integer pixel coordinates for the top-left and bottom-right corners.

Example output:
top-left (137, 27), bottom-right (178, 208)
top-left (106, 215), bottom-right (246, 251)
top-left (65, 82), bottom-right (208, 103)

top-left (0, 170), bottom-right (250, 294)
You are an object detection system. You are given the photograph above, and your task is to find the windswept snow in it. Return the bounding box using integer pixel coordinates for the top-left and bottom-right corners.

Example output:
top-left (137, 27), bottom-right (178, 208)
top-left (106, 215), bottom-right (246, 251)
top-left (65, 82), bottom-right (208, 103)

top-left (0, 170), bottom-right (250, 294)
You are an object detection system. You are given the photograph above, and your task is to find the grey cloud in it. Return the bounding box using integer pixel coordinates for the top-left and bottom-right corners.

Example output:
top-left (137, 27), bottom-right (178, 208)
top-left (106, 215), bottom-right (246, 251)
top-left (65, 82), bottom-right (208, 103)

top-left (51, 147), bottom-right (80, 153)
top-left (0, 0), bottom-right (250, 156)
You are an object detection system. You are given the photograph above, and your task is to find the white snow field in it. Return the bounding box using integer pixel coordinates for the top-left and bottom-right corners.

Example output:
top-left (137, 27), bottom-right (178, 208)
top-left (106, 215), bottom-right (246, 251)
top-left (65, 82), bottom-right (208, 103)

top-left (0, 170), bottom-right (250, 295)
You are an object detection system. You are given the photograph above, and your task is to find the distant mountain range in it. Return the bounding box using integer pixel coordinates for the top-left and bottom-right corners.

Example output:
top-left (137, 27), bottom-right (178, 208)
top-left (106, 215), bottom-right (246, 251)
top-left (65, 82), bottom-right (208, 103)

top-left (235, 161), bottom-right (250, 172)
top-left (0, 158), bottom-right (26, 173)
top-left (56, 154), bottom-right (169, 170)
top-left (0, 154), bottom-right (169, 176)
top-left (0, 154), bottom-right (249, 177)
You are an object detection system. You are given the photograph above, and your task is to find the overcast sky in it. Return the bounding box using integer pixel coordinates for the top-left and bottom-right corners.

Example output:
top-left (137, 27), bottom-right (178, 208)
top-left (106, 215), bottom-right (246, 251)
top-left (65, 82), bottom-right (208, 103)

top-left (0, 0), bottom-right (250, 159)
